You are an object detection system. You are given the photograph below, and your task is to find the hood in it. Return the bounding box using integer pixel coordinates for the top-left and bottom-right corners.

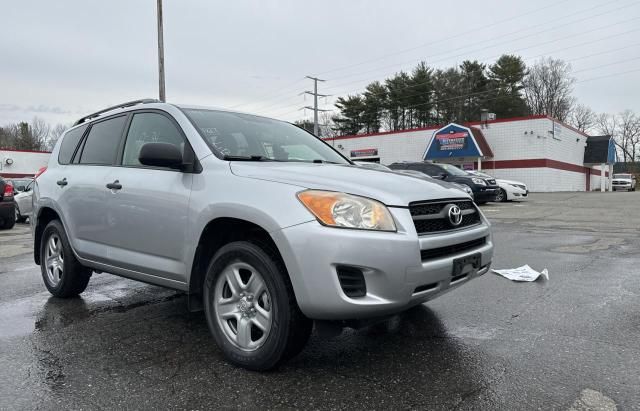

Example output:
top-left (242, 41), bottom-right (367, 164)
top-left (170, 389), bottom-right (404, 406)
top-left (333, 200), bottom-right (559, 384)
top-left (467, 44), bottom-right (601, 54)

top-left (230, 162), bottom-right (470, 206)
top-left (612, 177), bottom-right (632, 182)
top-left (496, 178), bottom-right (526, 186)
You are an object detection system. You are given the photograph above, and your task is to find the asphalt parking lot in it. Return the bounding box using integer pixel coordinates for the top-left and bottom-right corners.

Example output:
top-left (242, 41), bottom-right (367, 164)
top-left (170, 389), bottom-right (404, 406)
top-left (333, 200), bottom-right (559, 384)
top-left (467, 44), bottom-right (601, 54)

top-left (1, 192), bottom-right (639, 410)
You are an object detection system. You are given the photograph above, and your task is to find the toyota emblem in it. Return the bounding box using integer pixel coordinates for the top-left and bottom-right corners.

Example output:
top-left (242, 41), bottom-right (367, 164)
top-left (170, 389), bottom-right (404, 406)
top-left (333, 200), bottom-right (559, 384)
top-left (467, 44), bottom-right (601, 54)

top-left (446, 204), bottom-right (463, 227)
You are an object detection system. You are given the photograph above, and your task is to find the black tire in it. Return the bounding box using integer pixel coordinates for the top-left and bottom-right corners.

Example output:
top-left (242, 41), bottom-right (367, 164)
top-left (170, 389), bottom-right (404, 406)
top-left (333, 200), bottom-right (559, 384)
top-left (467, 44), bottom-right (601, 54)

top-left (495, 188), bottom-right (507, 202)
top-left (40, 220), bottom-right (91, 298)
top-left (203, 241), bottom-right (312, 371)
top-left (2, 215), bottom-right (15, 229)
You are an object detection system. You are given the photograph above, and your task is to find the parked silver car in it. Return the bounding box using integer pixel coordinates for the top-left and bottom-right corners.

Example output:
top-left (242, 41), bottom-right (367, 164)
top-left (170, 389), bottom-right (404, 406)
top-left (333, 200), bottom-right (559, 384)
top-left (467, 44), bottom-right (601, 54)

top-left (32, 99), bottom-right (493, 370)
top-left (14, 179), bottom-right (34, 223)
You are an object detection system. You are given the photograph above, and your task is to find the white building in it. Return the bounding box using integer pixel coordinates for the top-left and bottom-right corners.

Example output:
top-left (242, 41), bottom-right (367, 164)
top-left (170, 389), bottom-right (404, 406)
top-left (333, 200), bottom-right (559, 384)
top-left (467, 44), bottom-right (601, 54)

top-left (0, 149), bottom-right (51, 178)
top-left (324, 115), bottom-right (616, 192)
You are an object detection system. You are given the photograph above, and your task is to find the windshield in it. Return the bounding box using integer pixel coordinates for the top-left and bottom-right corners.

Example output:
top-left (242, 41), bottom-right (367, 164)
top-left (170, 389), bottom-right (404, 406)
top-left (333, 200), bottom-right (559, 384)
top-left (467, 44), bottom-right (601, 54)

top-left (182, 109), bottom-right (349, 164)
top-left (614, 174), bottom-right (632, 179)
top-left (438, 163), bottom-right (471, 177)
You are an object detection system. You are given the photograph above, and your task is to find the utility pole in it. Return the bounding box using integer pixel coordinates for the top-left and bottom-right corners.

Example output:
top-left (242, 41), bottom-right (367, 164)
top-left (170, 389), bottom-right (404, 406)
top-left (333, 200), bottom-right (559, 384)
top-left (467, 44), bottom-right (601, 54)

top-left (157, 0), bottom-right (166, 102)
top-left (303, 76), bottom-right (330, 136)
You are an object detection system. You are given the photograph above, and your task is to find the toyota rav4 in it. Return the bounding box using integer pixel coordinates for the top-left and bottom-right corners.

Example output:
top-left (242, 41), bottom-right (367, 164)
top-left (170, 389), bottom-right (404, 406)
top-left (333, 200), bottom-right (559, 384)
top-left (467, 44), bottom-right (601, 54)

top-left (32, 99), bottom-right (494, 370)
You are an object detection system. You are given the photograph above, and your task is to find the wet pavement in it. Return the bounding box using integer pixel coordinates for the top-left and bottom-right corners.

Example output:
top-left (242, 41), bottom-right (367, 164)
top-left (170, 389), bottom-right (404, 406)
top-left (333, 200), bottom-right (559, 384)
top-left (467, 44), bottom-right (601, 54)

top-left (1, 192), bottom-right (639, 410)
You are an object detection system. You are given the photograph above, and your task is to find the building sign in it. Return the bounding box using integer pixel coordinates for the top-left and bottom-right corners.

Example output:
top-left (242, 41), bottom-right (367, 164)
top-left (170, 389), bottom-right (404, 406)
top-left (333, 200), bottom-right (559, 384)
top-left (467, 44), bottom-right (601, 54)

top-left (350, 148), bottom-right (378, 158)
top-left (424, 123), bottom-right (483, 160)
top-left (436, 131), bottom-right (468, 151)
top-left (462, 163), bottom-right (475, 171)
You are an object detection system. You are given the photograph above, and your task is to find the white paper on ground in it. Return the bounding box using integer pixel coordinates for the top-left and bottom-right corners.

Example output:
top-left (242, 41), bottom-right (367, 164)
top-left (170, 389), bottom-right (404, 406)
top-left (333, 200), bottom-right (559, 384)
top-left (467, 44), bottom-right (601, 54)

top-left (492, 265), bottom-right (549, 282)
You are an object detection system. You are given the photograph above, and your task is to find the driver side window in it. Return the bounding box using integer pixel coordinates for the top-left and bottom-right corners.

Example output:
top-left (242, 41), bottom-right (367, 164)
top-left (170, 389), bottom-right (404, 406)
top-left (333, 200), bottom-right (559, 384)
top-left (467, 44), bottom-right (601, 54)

top-left (122, 113), bottom-right (186, 167)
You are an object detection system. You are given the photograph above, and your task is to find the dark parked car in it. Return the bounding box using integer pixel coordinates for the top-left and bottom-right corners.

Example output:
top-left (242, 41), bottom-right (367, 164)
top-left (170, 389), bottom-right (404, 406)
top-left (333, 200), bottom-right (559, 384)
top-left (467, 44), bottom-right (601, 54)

top-left (6, 178), bottom-right (32, 193)
top-left (0, 177), bottom-right (16, 229)
top-left (388, 162), bottom-right (499, 204)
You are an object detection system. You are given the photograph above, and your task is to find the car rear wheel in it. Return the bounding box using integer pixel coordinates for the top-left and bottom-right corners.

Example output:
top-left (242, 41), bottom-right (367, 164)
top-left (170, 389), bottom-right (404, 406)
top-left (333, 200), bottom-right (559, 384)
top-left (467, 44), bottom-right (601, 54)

top-left (40, 220), bottom-right (92, 297)
top-left (203, 241), bottom-right (312, 370)
top-left (2, 214), bottom-right (15, 229)
top-left (495, 188), bottom-right (507, 202)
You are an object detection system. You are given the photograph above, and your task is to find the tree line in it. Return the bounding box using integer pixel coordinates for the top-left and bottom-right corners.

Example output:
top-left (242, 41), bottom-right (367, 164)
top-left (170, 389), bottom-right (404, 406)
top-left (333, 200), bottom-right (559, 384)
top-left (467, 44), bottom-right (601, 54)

top-left (330, 55), bottom-right (576, 135)
top-left (328, 55), bottom-right (640, 162)
top-left (0, 118), bottom-right (69, 151)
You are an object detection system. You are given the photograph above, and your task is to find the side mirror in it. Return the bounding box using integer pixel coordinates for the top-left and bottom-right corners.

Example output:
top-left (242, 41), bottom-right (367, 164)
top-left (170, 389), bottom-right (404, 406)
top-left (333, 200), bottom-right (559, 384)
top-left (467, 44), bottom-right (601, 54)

top-left (139, 142), bottom-right (184, 170)
top-left (433, 173), bottom-right (447, 180)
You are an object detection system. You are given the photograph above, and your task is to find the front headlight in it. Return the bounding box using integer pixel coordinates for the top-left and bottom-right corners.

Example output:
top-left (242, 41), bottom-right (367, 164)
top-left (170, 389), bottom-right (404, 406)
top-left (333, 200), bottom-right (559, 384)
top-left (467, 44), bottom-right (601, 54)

top-left (471, 178), bottom-right (487, 186)
top-left (297, 190), bottom-right (396, 231)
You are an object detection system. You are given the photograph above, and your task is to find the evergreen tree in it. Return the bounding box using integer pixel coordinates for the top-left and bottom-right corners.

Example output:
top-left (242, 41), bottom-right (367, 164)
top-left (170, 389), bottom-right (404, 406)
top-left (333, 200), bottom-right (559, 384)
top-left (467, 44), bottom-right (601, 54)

top-left (487, 55), bottom-right (528, 118)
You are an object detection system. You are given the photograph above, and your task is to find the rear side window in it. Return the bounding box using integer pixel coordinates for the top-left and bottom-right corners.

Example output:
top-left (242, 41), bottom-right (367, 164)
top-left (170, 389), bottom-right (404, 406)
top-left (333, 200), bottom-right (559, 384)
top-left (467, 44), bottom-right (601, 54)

top-left (58, 125), bottom-right (87, 164)
top-left (79, 116), bottom-right (127, 165)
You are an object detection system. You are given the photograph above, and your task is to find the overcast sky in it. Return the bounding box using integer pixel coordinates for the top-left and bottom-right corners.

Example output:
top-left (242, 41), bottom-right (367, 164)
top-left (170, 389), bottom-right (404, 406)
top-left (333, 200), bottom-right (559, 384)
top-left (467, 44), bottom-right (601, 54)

top-left (1, 0), bottom-right (639, 127)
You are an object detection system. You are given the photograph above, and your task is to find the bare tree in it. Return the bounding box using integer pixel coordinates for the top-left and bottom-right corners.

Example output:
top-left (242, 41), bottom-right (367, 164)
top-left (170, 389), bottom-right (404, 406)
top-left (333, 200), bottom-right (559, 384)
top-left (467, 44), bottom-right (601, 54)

top-left (48, 123), bottom-right (70, 150)
top-left (0, 117), bottom-right (50, 151)
top-left (569, 104), bottom-right (596, 133)
top-left (523, 58), bottom-right (575, 122)
top-left (618, 110), bottom-right (640, 162)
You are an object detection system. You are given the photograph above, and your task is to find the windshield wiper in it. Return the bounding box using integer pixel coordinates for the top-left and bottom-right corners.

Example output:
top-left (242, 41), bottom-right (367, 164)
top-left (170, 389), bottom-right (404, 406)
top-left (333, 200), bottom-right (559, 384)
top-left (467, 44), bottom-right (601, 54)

top-left (312, 159), bottom-right (342, 164)
top-left (223, 155), bottom-right (272, 161)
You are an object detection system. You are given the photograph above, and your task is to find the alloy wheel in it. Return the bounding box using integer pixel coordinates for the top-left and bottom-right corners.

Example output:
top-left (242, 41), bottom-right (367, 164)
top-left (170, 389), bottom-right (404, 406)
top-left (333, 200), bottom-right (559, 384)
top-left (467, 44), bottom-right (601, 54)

top-left (213, 261), bottom-right (273, 351)
top-left (44, 234), bottom-right (64, 287)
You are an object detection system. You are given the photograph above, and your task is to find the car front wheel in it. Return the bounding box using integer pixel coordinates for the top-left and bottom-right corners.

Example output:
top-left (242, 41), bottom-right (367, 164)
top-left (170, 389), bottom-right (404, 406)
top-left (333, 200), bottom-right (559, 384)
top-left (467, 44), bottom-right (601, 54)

top-left (495, 188), bottom-right (507, 202)
top-left (40, 220), bottom-right (92, 297)
top-left (203, 241), bottom-right (312, 371)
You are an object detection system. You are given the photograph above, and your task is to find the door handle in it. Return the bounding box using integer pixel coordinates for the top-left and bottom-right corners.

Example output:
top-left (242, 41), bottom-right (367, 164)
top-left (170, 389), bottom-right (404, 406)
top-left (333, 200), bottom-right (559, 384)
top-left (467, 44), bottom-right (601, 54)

top-left (56, 178), bottom-right (68, 186)
top-left (106, 180), bottom-right (122, 190)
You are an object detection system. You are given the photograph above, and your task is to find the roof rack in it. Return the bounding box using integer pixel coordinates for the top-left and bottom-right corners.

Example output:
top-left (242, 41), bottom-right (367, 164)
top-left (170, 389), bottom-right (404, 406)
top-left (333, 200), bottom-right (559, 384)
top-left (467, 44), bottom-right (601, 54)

top-left (73, 98), bottom-right (161, 126)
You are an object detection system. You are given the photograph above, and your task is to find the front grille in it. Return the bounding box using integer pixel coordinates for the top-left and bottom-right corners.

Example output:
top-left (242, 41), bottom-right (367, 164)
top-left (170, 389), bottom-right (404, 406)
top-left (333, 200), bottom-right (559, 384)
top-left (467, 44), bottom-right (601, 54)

top-left (409, 199), bottom-right (481, 234)
top-left (336, 266), bottom-right (366, 298)
top-left (420, 236), bottom-right (487, 261)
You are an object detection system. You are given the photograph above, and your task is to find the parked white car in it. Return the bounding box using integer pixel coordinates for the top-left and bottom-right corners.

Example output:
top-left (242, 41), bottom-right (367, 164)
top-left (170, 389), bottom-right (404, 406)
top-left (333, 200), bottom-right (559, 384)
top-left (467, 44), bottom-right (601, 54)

top-left (468, 171), bottom-right (528, 202)
top-left (612, 173), bottom-right (636, 191)
top-left (14, 179), bottom-right (34, 223)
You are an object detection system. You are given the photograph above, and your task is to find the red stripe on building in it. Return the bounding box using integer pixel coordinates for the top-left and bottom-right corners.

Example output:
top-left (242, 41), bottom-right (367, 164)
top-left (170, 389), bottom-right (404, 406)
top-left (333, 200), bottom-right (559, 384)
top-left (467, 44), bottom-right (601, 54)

top-left (481, 158), bottom-right (608, 176)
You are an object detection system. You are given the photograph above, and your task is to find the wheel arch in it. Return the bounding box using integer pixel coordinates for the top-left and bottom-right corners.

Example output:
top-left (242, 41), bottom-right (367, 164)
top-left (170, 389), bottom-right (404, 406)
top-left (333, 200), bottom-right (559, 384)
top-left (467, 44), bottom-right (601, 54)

top-left (34, 206), bottom-right (63, 265)
top-left (187, 217), bottom-right (291, 312)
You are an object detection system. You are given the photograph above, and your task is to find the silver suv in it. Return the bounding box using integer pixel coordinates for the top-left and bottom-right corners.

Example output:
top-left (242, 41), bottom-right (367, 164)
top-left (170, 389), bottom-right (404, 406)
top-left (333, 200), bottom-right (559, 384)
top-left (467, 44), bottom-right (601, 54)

top-left (32, 99), bottom-right (493, 370)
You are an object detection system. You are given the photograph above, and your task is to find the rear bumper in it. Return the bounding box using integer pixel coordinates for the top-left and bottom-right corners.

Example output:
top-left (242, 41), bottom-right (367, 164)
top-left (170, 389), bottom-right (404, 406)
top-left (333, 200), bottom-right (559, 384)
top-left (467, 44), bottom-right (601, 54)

top-left (0, 201), bottom-right (15, 222)
top-left (273, 207), bottom-right (493, 320)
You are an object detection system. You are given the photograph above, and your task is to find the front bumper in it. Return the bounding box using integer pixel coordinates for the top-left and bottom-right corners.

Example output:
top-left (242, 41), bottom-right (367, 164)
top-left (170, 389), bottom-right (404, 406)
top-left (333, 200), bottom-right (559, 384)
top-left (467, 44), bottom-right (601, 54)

top-left (474, 187), bottom-right (499, 202)
top-left (612, 183), bottom-right (632, 190)
top-left (273, 207), bottom-right (493, 320)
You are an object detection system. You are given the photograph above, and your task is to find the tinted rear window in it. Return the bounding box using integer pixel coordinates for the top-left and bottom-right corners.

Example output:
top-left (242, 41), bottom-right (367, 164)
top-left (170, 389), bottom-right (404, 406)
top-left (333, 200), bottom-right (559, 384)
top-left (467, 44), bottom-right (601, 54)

top-left (79, 116), bottom-right (126, 165)
top-left (58, 125), bottom-right (87, 164)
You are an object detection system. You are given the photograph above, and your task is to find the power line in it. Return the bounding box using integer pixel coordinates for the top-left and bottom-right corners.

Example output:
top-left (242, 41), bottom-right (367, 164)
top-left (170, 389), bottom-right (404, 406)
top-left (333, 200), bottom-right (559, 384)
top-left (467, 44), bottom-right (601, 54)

top-left (254, 13), bottom-right (640, 117)
top-left (258, 42), bottom-right (640, 119)
top-left (313, 0), bottom-right (576, 76)
top-left (325, 0), bottom-right (633, 84)
top-left (228, 0), bottom-right (581, 111)
top-left (323, 8), bottom-right (640, 93)
top-left (274, 67), bottom-right (640, 122)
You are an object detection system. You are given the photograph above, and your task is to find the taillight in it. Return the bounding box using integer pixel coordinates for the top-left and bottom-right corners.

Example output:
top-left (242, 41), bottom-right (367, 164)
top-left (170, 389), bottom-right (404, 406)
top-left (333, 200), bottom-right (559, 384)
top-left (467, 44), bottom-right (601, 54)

top-left (3, 183), bottom-right (13, 198)
top-left (34, 166), bottom-right (47, 180)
